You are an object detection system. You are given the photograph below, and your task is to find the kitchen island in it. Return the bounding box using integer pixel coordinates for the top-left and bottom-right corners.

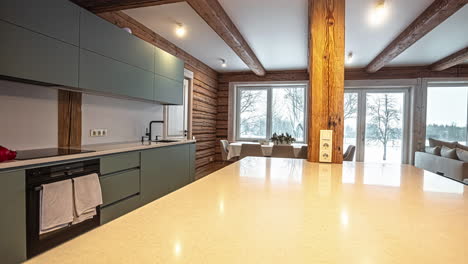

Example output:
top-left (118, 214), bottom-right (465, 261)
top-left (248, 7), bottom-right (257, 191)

top-left (26, 157), bottom-right (468, 264)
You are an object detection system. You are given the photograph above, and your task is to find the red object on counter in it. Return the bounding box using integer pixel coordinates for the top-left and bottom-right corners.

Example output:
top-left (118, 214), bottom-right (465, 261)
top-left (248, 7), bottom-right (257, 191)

top-left (0, 146), bottom-right (17, 162)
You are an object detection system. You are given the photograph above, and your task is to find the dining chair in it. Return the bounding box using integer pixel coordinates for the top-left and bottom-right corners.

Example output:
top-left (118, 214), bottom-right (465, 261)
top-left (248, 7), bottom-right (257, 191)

top-left (343, 145), bottom-right (356, 161)
top-left (297, 146), bottom-right (308, 159)
top-left (239, 144), bottom-right (263, 159)
top-left (271, 145), bottom-right (295, 158)
top-left (219, 140), bottom-right (230, 161)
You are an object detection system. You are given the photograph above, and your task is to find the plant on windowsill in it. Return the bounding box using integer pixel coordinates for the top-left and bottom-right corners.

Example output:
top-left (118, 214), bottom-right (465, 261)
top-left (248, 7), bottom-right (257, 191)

top-left (270, 133), bottom-right (296, 145)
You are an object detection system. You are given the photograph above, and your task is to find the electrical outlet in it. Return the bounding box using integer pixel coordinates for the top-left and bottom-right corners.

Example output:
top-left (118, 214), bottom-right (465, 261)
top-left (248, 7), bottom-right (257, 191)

top-left (90, 129), bottom-right (108, 137)
top-left (319, 130), bottom-right (333, 163)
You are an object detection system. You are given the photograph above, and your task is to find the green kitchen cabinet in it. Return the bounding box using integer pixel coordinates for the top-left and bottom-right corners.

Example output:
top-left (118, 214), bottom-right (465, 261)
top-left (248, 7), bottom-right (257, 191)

top-left (154, 74), bottom-right (184, 105)
top-left (79, 49), bottom-right (154, 100)
top-left (154, 47), bottom-right (184, 82)
top-left (0, 0), bottom-right (80, 45)
top-left (140, 144), bottom-right (192, 205)
top-left (80, 9), bottom-right (155, 72)
top-left (0, 20), bottom-right (79, 87)
top-left (100, 195), bottom-right (141, 225)
top-left (0, 170), bottom-right (26, 264)
top-left (189, 143), bottom-right (196, 182)
top-left (100, 169), bottom-right (140, 207)
top-left (100, 151), bottom-right (140, 175)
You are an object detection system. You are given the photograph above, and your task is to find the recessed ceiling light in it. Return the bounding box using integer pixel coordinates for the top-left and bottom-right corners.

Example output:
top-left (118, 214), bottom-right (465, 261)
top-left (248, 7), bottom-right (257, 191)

top-left (346, 52), bottom-right (354, 64)
top-left (122, 27), bottom-right (132, 34)
top-left (220, 59), bottom-right (227, 68)
top-left (175, 23), bottom-right (186, 37)
top-left (369, 0), bottom-right (389, 26)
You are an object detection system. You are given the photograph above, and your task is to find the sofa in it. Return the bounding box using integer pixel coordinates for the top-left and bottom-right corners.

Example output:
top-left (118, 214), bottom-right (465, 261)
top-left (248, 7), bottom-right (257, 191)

top-left (414, 138), bottom-right (468, 183)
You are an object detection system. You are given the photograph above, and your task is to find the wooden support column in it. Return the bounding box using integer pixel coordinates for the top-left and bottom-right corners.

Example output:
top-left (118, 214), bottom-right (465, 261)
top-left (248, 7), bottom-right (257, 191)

top-left (58, 90), bottom-right (82, 148)
top-left (308, 0), bottom-right (345, 163)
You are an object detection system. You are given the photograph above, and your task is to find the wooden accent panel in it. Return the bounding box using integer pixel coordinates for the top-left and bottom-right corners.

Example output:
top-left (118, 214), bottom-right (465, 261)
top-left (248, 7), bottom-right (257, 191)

top-left (98, 11), bottom-right (219, 170)
top-left (308, 0), bottom-right (345, 163)
top-left (346, 65), bottom-right (468, 80)
top-left (58, 90), bottom-right (82, 148)
top-left (430, 47), bottom-right (468, 71)
top-left (366, 0), bottom-right (467, 73)
top-left (72, 0), bottom-right (184, 13)
top-left (185, 0), bottom-right (266, 76)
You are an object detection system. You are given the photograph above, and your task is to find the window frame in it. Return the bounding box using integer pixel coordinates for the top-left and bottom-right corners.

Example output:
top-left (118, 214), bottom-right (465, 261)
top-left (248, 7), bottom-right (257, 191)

top-left (234, 83), bottom-right (308, 143)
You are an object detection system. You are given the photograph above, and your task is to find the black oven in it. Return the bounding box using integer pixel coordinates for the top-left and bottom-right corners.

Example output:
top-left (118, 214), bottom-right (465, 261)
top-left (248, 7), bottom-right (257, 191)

top-left (26, 159), bottom-right (100, 259)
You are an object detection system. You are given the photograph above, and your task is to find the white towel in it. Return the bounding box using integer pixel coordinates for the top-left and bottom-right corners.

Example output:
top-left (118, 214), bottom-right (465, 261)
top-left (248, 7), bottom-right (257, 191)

top-left (40, 180), bottom-right (74, 234)
top-left (72, 173), bottom-right (102, 222)
top-left (72, 208), bottom-right (96, 225)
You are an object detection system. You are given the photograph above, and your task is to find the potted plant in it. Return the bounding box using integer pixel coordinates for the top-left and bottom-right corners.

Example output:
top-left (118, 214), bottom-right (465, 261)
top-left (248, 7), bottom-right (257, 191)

top-left (270, 133), bottom-right (296, 145)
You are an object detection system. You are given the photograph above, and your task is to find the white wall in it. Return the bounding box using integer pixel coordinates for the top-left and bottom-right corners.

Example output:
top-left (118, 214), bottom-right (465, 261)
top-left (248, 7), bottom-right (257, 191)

top-left (0, 80), bottom-right (164, 150)
top-left (0, 80), bottom-right (58, 150)
top-left (82, 94), bottom-right (164, 145)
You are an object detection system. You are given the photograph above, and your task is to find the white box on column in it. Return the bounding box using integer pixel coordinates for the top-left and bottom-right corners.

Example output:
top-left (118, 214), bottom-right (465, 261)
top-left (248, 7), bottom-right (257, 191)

top-left (319, 130), bottom-right (333, 163)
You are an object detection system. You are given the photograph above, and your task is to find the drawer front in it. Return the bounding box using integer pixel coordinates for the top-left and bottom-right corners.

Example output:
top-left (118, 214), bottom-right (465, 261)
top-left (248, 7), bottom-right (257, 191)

top-left (100, 169), bottom-right (140, 207)
top-left (0, 0), bottom-right (80, 45)
top-left (100, 152), bottom-right (140, 175)
top-left (154, 47), bottom-right (184, 82)
top-left (0, 21), bottom-right (79, 87)
top-left (154, 74), bottom-right (183, 105)
top-left (100, 195), bottom-right (140, 225)
top-left (79, 49), bottom-right (154, 100)
top-left (80, 10), bottom-right (154, 72)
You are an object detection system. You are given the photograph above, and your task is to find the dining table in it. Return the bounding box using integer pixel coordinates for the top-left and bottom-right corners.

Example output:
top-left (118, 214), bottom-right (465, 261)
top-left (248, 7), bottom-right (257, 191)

top-left (227, 142), bottom-right (307, 160)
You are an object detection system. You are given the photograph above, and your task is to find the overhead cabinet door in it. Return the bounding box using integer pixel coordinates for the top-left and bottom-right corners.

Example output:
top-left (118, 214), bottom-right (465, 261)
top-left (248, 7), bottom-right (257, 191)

top-left (154, 47), bottom-right (184, 82)
top-left (154, 74), bottom-right (183, 105)
top-left (80, 9), bottom-right (155, 72)
top-left (0, 0), bottom-right (80, 45)
top-left (79, 49), bottom-right (154, 100)
top-left (0, 21), bottom-right (79, 87)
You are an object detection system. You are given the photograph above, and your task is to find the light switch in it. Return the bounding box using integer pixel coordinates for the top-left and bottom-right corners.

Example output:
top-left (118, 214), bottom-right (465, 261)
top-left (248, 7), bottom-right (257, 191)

top-left (319, 130), bottom-right (333, 163)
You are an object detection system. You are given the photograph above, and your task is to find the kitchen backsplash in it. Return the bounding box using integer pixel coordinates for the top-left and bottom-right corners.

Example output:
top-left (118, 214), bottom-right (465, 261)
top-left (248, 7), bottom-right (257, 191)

top-left (0, 80), bottom-right (58, 150)
top-left (0, 80), bottom-right (164, 150)
top-left (82, 94), bottom-right (163, 145)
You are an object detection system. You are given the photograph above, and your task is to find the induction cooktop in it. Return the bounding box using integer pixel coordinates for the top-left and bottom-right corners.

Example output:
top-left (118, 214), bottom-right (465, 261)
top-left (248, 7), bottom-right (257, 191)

top-left (15, 148), bottom-right (95, 160)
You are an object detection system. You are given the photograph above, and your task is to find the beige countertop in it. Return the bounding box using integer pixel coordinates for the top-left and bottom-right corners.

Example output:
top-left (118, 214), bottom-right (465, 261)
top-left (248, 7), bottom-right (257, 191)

top-left (26, 157), bottom-right (468, 264)
top-left (0, 140), bottom-right (196, 171)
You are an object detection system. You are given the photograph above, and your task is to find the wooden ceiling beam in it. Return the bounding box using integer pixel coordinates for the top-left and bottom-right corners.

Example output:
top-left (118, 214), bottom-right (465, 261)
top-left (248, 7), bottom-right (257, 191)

top-left (72, 0), bottom-right (185, 13)
top-left (366, 0), bottom-right (467, 73)
top-left (430, 46), bottom-right (468, 71)
top-left (186, 0), bottom-right (266, 76)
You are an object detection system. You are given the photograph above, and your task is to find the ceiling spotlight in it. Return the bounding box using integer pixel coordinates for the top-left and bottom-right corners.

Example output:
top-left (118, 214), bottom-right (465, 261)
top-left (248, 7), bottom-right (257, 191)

top-left (122, 27), bottom-right (132, 34)
top-left (175, 23), bottom-right (186, 37)
top-left (369, 0), bottom-right (389, 26)
top-left (346, 52), bottom-right (354, 64)
top-left (220, 59), bottom-right (227, 68)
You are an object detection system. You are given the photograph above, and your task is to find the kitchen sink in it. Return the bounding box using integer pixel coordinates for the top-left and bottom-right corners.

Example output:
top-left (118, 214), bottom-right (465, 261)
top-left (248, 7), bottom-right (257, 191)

top-left (152, 139), bottom-right (180, 143)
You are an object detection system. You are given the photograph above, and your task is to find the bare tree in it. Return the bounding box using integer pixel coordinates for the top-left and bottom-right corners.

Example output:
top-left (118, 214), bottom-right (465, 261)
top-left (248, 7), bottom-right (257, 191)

top-left (239, 90), bottom-right (266, 136)
top-left (366, 94), bottom-right (401, 160)
top-left (344, 93), bottom-right (358, 119)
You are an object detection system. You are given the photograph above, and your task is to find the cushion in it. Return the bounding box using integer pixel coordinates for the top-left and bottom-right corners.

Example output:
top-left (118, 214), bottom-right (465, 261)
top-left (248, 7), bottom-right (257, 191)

top-left (441, 146), bottom-right (458, 160)
top-left (456, 143), bottom-right (468, 152)
top-left (428, 138), bottom-right (458, 149)
top-left (456, 148), bottom-right (468, 162)
top-left (425, 146), bottom-right (441, 156)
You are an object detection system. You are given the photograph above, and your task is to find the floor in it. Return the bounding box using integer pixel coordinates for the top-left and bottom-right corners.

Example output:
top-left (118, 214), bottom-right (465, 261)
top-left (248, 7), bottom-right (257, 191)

top-left (195, 161), bottom-right (231, 180)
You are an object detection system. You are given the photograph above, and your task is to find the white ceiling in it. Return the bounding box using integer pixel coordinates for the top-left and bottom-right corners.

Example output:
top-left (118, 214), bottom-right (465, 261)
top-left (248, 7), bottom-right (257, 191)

top-left (125, 0), bottom-right (468, 72)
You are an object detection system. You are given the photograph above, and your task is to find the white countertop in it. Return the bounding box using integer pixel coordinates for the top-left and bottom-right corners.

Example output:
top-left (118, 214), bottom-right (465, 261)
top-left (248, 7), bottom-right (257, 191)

top-left (26, 157), bottom-right (468, 264)
top-left (0, 140), bottom-right (196, 171)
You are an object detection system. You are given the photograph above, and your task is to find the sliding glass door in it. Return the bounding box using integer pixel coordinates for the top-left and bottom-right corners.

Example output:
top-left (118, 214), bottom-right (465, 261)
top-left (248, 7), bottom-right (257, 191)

top-left (344, 89), bottom-right (409, 163)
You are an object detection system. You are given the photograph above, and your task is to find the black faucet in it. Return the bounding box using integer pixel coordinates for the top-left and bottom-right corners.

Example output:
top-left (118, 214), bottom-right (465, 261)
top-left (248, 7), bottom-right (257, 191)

top-left (147, 121), bottom-right (164, 141)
